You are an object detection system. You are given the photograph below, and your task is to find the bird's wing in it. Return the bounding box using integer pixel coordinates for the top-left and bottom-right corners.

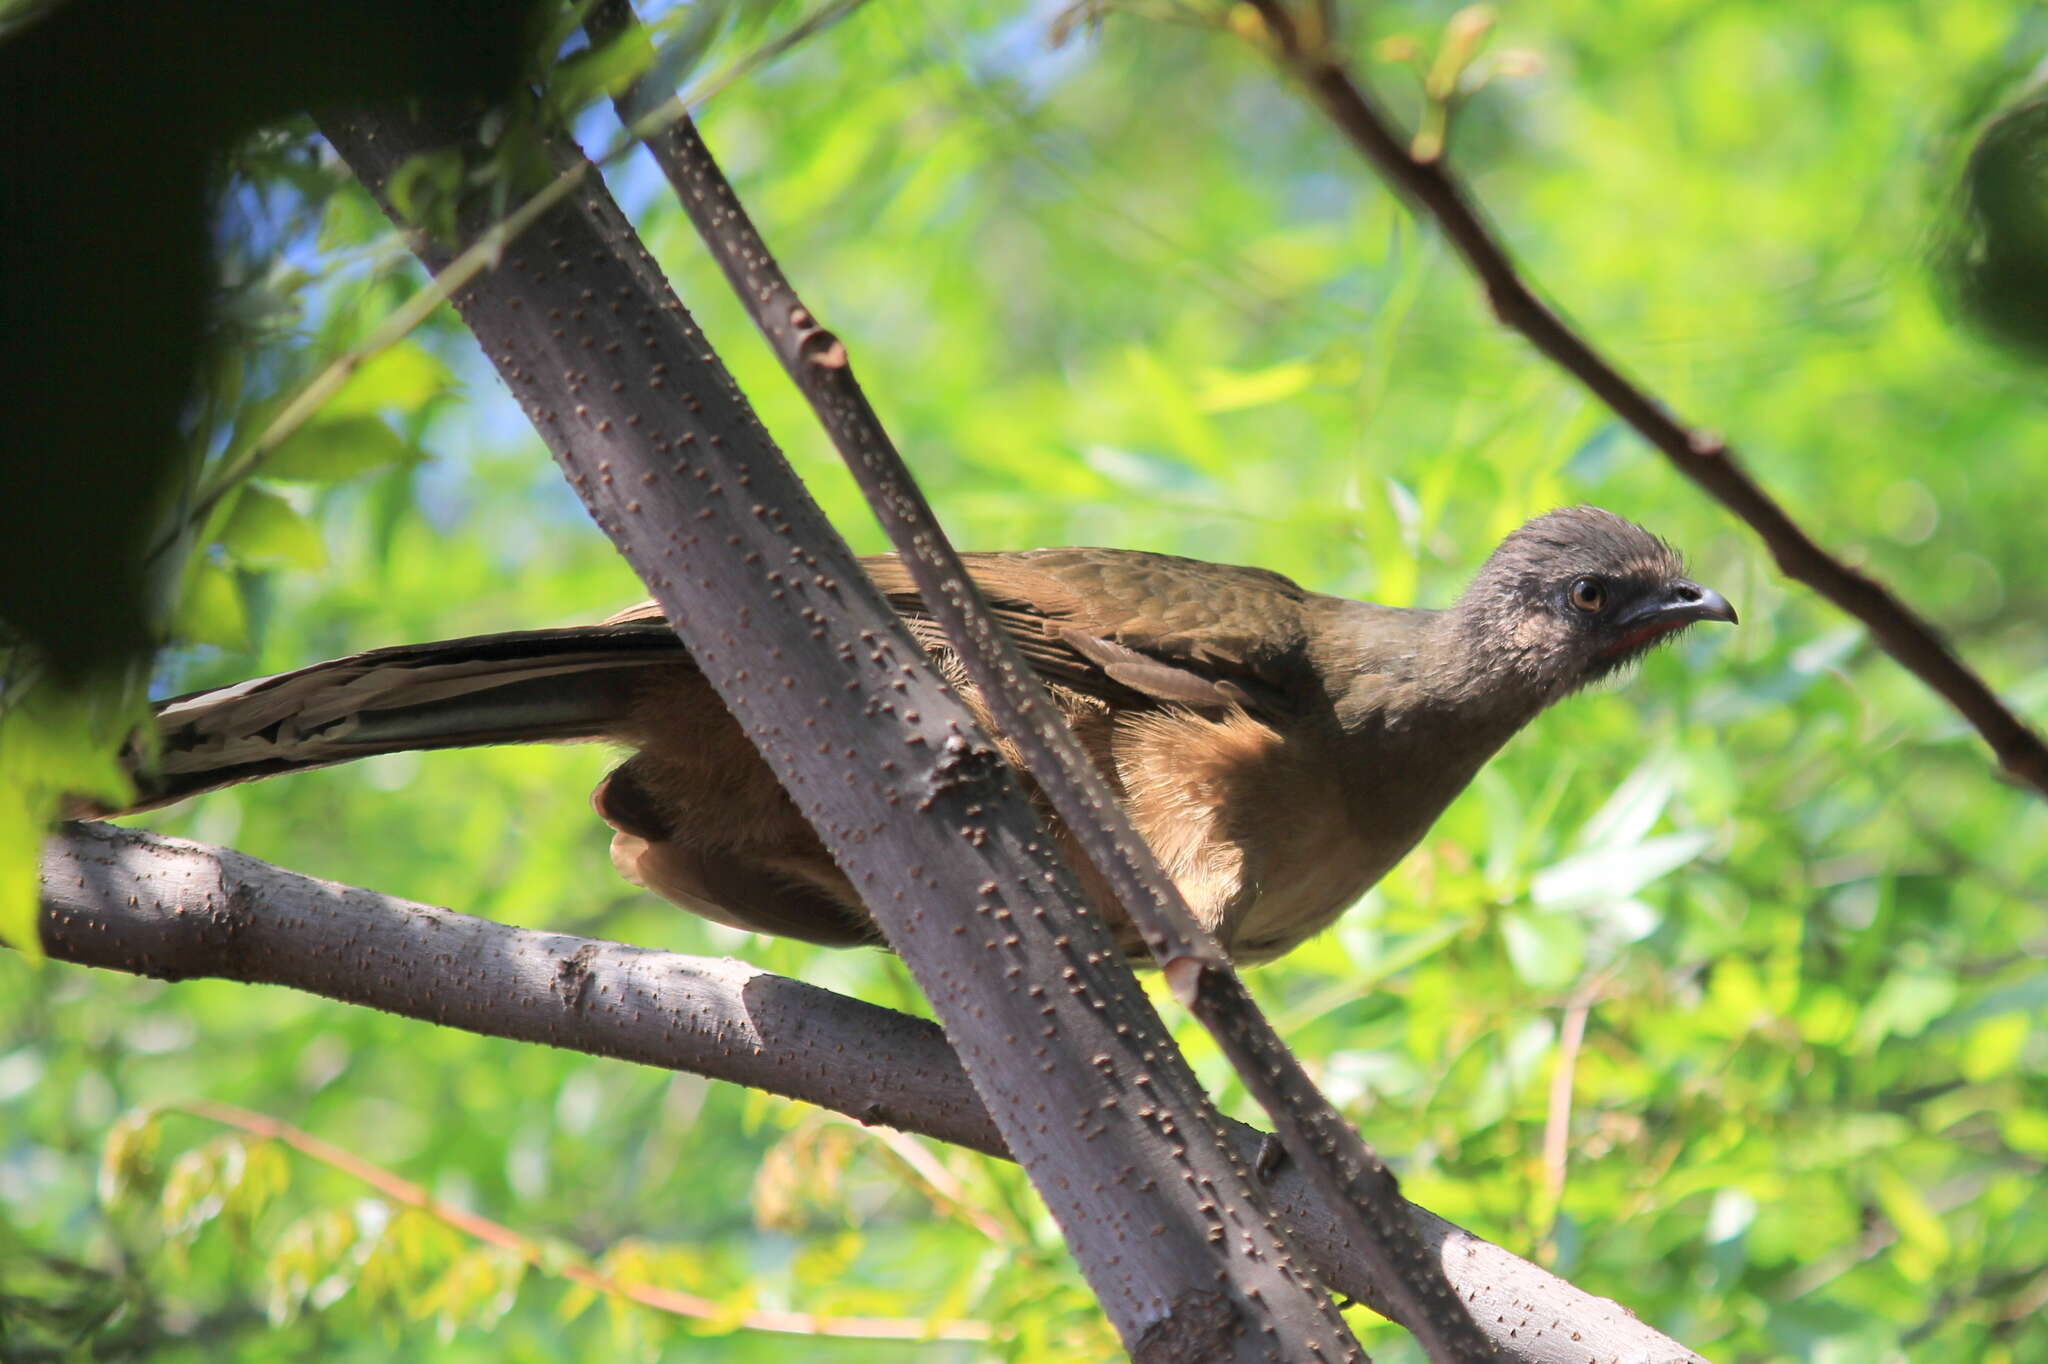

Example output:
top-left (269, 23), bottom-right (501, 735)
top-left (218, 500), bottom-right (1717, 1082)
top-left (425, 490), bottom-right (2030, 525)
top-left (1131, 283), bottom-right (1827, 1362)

top-left (613, 549), bottom-right (1318, 718)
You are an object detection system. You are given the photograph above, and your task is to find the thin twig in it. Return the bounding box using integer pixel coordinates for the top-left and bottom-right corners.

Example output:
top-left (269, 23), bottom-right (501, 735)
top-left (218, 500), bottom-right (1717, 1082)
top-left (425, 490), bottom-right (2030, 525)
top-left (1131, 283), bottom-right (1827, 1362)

top-left (821, 1116), bottom-right (1018, 1245)
top-left (1237, 0), bottom-right (2048, 800)
top-left (1538, 998), bottom-right (1589, 1225)
top-left (1536, 965), bottom-right (1617, 1261)
top-left (167, 1098), bottom-right (996, 1342)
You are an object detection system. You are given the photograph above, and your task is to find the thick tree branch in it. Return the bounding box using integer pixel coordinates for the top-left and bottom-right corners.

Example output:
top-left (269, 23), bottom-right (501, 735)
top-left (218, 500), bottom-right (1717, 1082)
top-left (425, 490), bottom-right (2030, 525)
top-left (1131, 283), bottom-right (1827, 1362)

top-left (583, 6), bottom-right (1495, 1358)
top-left (1240, 2), bottom-right (2048, 800)
top-left (316, 101), bottom-right (1357, 1359)
top-left (36, 820), bottom-right (1707, 1364)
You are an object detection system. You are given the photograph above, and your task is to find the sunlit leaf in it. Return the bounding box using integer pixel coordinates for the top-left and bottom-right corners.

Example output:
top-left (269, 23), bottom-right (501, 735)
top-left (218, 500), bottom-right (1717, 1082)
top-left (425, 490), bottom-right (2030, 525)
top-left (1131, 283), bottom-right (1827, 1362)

top-left (1193, 361), bottom-right (1316, 412)
top-left (1529, 831), bottom-right (1712, 909)
top-left (1573, 752), bottom-right (1677, 851)
top-left (99, 1109), bottom-right (162, 1208)
top-left (326, 345), bottom-right (457, 420)
top-left (172, 558), bottom-right (248, 649)
top-left (220, 485), bottom-right (327, 570)
top-left (1870, 1164), bottom-right (1952, 1263)
top-left (1501, 908), bottom-right (1585, 989)
top-left (263, 416), bottom-right (413, 482)
top-left (1961, 1011), bottom-right (2029, 1081)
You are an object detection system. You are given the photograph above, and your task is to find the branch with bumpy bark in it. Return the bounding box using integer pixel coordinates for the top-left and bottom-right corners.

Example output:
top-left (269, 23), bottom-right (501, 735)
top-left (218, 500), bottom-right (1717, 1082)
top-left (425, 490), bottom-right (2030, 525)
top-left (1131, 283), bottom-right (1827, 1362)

top-left (37, 820), bottom-right (1708, 1364)
top-left (316, 99), bottom-right (1356, 1360)
top-left (580, 4), bottom-right (1495, 1355)
top-left (1237, 0), bottom-right (2048, 801)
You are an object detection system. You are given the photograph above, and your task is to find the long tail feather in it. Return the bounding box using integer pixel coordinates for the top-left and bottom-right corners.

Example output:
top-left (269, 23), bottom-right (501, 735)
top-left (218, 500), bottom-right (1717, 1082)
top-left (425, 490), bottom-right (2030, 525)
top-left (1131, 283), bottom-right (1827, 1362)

top-left (102, 622), bottom-right (686, 815)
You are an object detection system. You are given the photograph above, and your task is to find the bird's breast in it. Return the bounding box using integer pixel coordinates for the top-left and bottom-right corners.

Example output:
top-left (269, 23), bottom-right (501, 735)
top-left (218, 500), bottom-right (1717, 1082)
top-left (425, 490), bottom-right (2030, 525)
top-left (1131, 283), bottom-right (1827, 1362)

top-left (1099, 704), bottom-right (1383, 964)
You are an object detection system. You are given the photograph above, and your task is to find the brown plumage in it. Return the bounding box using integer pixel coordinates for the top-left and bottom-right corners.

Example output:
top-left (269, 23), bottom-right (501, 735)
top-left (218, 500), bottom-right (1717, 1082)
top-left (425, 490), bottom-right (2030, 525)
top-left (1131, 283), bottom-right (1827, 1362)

top-left (104, 507), bottom-right (1734, 964)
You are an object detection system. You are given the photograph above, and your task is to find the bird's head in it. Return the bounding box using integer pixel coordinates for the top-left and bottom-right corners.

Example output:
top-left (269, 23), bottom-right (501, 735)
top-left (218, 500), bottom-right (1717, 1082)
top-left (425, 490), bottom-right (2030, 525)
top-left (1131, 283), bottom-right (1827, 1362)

top-left (1442, 506), bottom-right (1737, 706)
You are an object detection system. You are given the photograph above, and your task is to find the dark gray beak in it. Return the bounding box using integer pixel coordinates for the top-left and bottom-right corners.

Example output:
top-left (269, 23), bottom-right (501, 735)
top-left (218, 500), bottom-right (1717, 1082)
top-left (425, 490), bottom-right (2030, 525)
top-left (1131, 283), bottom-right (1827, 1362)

top-left (1616, 579), bottom-right (1739, 630)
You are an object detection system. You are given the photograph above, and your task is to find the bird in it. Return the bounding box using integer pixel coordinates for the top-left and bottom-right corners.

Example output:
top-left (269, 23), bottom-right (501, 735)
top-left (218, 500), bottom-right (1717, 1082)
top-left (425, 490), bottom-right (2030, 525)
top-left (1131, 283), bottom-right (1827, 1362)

top-left (100, 506), bottom-right (1734, 964)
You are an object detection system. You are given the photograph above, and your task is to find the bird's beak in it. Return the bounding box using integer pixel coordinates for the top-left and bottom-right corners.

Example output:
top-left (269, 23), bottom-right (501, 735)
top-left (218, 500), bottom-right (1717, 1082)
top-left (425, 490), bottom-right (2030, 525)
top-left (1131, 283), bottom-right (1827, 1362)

top-left (1615, 579), bottom-right (1739, 631)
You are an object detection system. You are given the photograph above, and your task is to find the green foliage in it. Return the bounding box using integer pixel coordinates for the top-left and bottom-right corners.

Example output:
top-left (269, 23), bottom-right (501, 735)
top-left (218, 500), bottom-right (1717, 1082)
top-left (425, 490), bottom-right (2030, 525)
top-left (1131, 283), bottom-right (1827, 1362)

top-left (6, 0), bottom-right (2048, 1359)
top-left (260, 417), bottom-right (418, 483)
top-left (0, 678), bottom-right (140, 957)
top-left (1936, 94), bottom-right (2048, 362)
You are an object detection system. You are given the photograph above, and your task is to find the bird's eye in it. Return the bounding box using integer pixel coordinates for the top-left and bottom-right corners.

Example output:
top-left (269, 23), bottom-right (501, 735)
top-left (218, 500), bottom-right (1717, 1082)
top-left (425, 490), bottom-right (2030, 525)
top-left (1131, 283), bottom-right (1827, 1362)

top-left (1568, 577), bottom-right (1606, 614)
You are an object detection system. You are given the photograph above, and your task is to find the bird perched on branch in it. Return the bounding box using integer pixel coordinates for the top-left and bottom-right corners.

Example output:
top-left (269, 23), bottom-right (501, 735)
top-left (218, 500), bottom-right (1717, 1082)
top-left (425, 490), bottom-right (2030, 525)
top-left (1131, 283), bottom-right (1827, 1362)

top-left (101, 506), bottom-right (1733, 964)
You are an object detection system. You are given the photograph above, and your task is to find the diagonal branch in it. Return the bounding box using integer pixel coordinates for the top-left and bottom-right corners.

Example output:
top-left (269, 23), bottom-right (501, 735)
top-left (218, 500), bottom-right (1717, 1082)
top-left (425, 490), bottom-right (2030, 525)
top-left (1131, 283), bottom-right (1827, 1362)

top-left (1238, 0), bottom-right (2048, 801)
top-left (36, 819), bottom-right (1708, 1364)
top-left (316, 97), bottom-right (1358, 1360)
top-left (585, 5), bottom-right (1497, 1357)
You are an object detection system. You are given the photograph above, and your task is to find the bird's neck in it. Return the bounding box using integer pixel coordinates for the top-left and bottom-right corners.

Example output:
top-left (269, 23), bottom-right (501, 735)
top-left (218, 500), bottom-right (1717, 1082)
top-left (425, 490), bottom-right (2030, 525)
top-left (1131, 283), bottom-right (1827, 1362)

top-left (1414, 603), bottom-right (1566, 724)
top-left (1312, 599), bottom-right (1557, 736)
top-left (1306, 600), bottom-right (1549, 864)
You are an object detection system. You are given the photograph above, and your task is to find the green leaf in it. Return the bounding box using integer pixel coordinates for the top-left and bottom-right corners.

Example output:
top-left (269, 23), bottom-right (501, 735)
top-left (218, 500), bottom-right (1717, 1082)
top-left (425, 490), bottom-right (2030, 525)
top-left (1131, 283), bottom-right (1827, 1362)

top-left (385, 148), bottom-right (465, 239)
top-left (0, 674), bottom-right (140, 958)
top-left (1961, 1012), bottom-right (2028, 1081)
top-left (1193, 361), bottom-right (1316, 413)
top-left (98, 1109), bottom-right (162, 1207)
top-left (327, 345), bottom-right (456, 420)
top-left (557, 1280), bottom-right (598, 1324)
top-left (263, 417), bottom-right (412, 483)
top-left (1529, 831), bottom-right (1712, 909)
top-left (172, 558), bottom-right (248, 648)
top-left (1702, 955), bottom-right (1771, 1035)
top-left (1855, 967), bottom-right (1960, 1047)
top-left (1573, 753), bottom-right (1678, 851)
top-left (0, 780), bottom-right (47, 959)
top-left (554, 14), bottom-right (664, 112)
top-left (317, 184), bottom-right (386, 252)
top-left (219, 485), bottom-right (326, 570)
top-left (266, 1207), bottom-right (359, 1323)
top-left (1501, 909), bottom-right (1585, 990)
top-left (224, 1140), bottom-right (293, 1228)
top-left (2000, 1109), bottom-right (2048, 1159)
top-left (1870, 1164), bottom-right (1952, 1264)
top-left (161, 1141), bottom-right (234, 1240)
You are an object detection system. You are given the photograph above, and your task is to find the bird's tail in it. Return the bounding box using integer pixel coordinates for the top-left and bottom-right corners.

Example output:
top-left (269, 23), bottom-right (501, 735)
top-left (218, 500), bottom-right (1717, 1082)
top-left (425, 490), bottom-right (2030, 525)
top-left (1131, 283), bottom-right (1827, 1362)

top-left (89, 621), bottom-right (688, 816)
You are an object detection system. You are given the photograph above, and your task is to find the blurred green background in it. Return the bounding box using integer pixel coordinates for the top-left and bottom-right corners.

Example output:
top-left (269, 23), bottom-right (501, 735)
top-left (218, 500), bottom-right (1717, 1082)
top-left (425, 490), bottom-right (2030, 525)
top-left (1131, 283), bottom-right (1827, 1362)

top-left (6, 1), bottom-right (2047, 1359)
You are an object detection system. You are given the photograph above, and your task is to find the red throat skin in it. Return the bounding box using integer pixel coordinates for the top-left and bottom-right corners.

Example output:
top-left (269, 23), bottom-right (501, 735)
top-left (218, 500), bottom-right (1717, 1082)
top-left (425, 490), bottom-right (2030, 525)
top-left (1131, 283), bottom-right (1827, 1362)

top-left (1600, 618), bottom-right (1688, 660)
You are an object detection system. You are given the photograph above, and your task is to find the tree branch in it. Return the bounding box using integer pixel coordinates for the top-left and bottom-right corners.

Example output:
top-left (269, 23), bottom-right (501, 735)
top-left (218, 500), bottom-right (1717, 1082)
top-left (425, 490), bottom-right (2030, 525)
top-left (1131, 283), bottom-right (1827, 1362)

top-left (37, 820), bottom-right (1708, 1364)
top-left (316, 99), bottom-right (1357, 1359)
top-left (582, 6), bottom-right (1497, 1357)
top-left (1238, 1), bottom-right (2048, 801)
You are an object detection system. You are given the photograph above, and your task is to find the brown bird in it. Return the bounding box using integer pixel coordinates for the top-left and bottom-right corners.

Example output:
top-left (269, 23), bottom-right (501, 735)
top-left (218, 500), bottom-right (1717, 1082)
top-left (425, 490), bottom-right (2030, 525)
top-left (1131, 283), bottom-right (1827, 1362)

top-left (107, 506), bottom-right (1734, 963)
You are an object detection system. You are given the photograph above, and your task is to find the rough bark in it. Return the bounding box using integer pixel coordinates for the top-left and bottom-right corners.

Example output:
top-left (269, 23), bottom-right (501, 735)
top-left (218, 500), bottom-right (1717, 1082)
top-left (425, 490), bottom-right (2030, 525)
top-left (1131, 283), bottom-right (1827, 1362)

top-left (39, 820), bottom-right (1709, 1364)
top-left (315, 102), bottom-right (1358, 1360)
top-left (578, 5), bottom-right (1494, 1353)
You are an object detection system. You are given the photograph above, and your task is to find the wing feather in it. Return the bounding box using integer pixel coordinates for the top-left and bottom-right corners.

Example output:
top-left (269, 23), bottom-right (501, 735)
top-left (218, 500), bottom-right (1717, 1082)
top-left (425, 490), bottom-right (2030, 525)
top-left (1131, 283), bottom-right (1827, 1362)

top-left (614, 549), bottom-right (1319, 719)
